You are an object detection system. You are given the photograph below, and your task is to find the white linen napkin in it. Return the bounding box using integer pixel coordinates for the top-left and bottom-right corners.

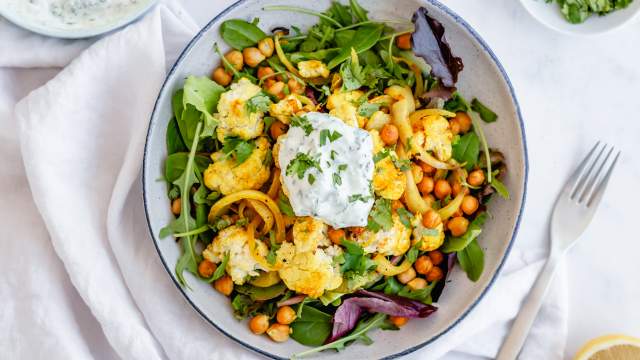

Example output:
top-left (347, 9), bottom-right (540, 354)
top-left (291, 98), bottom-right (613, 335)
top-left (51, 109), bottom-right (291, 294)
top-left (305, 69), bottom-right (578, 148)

top-left (5, 2), bottom-right (567, 359)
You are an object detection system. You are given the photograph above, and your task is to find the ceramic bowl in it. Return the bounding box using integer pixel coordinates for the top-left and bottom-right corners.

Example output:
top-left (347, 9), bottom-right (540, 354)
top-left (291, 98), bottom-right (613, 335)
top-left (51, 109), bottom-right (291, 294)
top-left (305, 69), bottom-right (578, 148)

top-left (0, 0), bottom-right (157, 39)
top-left (143, 0), bottom-right (528, 358)
top-left (519, 0), bottom-right (640, 35)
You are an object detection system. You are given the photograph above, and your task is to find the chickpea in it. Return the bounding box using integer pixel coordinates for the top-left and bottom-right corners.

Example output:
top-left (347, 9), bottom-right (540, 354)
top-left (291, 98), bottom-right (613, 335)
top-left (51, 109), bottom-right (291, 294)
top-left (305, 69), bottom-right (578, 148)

top-left (391, 200), bottom-right (404, 211)
top-left (243, 47), bottom-right (266, 68)
top-left (212, 67), bottom-right (232, 86)
top-left (421, 209), bottom-right (441, 229)
top-left (411, 163), bottom-right (424, 184)
top-left (452, 208), bottom-right (463, 218)
top-left (276, 306), bottom-right (297, 325)
top-left (467, 169), bottom-right (486, 187)
top-left (397, 267), bottom-right (416, 284)
top-left (418, 176), bottom-right (434, 195)
top-left (449, 118), bottom-right (461, 135)
top-left (350, 226), bottom-right (365, 236)
top-left (249, 314), bottom-right (270, 335)
top-left (422, 194), bottom-right (436, 208)
top-left (214, 275), bottom-right (233, 296)
top-left (389, 316), bottom-right (409, 327)
top-left (407, 277), bottom-right (427, 291)
top-left (258, 37), bottom-right (275, 57)
top-left (396, 33), bottom-right (412, 50)
top-left (225, 50), bottom-right (244, 71)
top-left (327, 228), bottom-right (345, 245)
top-left (419, 161), bottom-right (436, 176)
top-left (171, 198), bottom-right (181, 215)
top-left (266, 81), bottom-right (285, 98)
top-left (257, 66), bottom-right (274, 80)
top-left (266, 323), bottom-right (291, 342)
top-left (198, 260), bottom-right (217, 278)
top-left (287, 78), bottom-right (305, 95)
top-left (451, 180), bottom-right (464, 197)
top-left (434, 179), bottom-right (452, 199)
top-left (447, 216), bottom-right (469, 237)
top-left (461, 195), bottom-right (479, 215)
top-left (454, 112), bottom-right (472, 133)
top-left (428, 250), bottom-right (444, 266)
top-left (263, 78), bottom-right (276, 90)
top-left (426, 266), bottom-right (444, 282)
top-left (380, 124), bottom-right (399, 145)
top-left (414, 255), bottom-right (434, 275)
top-left (270, 120), bottom-right (288, 140)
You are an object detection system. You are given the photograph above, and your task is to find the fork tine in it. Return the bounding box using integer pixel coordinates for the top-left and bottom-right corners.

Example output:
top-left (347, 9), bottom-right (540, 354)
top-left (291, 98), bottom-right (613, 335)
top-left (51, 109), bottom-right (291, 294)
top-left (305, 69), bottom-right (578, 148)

top-left (587, 151), bottom-right (620, 207)
top-left (579, 145), bottom-right (614, 203)
top-left (563, 141), bottom-right (600, 196)
top-left (570, 143), bottom-right (606, 199)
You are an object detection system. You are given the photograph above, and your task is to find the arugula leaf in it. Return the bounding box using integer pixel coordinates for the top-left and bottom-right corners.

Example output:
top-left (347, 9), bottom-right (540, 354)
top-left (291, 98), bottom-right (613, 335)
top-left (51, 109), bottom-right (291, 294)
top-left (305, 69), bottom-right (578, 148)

top-left (245, 93), bottom-right (272, 113)
top-left (396, 208), bottom-right (414, 229)
top-left (457, 239), bottom-right (485, 282)
top-left (221, 137), bottom-right (255, 165)
top-left (220, 19), bottom-right (267, 50)
top-left (366, 198), bottom-right (393, 232)
top-left (491, 178), bottom-right (510, 199)
top-left (291, 306), bottom-right (332, 346)
top-left (327, 25), bottom-right (383, 69)
top-left (324, 1), bottom-right (353, 26)
top-left (164, 153), bottom-right (211, 183)
top-left (290, 115), bottom-right (314, 136)
top-left (452, 132), bottom-right (480, 171)
top-left (471, 98), bottom-right (498, 123)
top-left (441, 213), bottom-right (487, 253)
top-left (443, 92), bottom-right (469, 112)
top-left (204, 252), bottom-right (229, 282)
top-left (349, 0), bottom-right (369, 22)
top-left (293, 313), bottom-right (391, 357)
top-left (278, 192), bottom-right (295, 216)
top-left (286, 152), bottom-right (322, 179)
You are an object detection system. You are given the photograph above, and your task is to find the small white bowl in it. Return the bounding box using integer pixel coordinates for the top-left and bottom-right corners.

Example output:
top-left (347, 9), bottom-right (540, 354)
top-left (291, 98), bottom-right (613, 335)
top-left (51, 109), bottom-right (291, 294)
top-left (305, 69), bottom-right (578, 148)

top-left (0, 0), bottom-right (157, 39)
top-left (520, 0), bottom-right (640, 35)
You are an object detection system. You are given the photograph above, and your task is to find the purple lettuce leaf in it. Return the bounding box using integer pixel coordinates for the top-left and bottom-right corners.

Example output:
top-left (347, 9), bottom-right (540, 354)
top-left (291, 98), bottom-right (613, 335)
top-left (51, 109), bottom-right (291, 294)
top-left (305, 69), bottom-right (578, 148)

top-left (411, 7), bottom-right (464, 88)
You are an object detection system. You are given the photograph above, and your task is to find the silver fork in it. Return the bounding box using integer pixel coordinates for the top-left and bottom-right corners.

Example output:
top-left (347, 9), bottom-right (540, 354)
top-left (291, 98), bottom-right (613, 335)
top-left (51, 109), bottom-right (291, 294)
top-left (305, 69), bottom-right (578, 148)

top-left (496, 142), bottom-right (621, 360)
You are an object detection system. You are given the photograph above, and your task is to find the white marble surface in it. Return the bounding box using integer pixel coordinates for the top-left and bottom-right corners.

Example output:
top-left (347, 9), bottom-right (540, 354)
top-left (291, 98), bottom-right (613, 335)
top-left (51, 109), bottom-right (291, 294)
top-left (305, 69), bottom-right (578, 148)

top-left (177, 0), bottom-right (640, 358)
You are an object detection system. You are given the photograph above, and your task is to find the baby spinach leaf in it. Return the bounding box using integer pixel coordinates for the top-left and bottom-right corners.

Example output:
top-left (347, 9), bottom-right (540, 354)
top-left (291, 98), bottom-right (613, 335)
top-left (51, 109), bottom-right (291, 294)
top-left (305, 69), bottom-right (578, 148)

top-left (220, 19), bottom-right (267, 50)
top-left (397, 281), bottom-right (436, 304)
top-left (164, 153), bottom-right (211, 182)
top-left (350, 0), bottom-right (369, 22)
top-left (327, 25), bottom-right (383, 69)
top-left (490, 178), bottom-right (510, 199)
top-left (236, 283), bottom-right (287, 301)
top-left (291, 306), bottom-right (332, 346)
top-left (183, 75), bottom-right (225, 120)
top-left (471, 98), bottom-right (498, 123)
top-left (289, 48), bottom-right (340, 63)
top-left (340, 239), bottom-right (377, 276)
top-left (457, 238), bottom-right (484, 282)
top-left (452, 132), bottom-right (480, 171)
top-left (334, 29), bottom-right (356, 48)
top-left (441, 213), bottom-right (487, 253)
top-left (166, 117), bottom-right (187, 155)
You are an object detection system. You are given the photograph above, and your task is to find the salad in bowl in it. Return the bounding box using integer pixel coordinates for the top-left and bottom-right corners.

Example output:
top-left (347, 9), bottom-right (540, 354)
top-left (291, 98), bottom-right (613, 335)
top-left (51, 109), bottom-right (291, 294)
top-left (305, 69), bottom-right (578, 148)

top-left (156, 1), bottom-right (511, 357)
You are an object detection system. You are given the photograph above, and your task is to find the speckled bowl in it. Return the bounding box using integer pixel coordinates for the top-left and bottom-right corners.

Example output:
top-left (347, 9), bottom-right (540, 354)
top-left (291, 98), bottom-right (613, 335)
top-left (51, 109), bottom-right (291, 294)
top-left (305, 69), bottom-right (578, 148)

top-left (142, 0), bottom-right (528, 358)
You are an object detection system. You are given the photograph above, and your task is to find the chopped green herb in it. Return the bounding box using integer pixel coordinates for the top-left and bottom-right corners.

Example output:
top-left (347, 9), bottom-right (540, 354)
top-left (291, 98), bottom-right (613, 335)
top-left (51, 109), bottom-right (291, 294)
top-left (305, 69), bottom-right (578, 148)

top-left (366, 198), bottom-right (393, 232)
top-left (266, 231), bottom-right (280, 265)
top-left (245, 93), bottom-right (272, 113)
top-left (222, 136), bottom-right (255, 165)
top-left (338, 164), bottom-right (348, 171)
top-left (332, 172), bottom-right (342, 186)
top-left (308, 173), bottom-right (316, 185)
top-left (278, 192), bottom-right (295, 216)
top-left (330, 150), bottom-right (338, 160)
top-left (319, 129), bottom-right (343, 145)
top-left (471, 98), bottom-right (498, 123)
top-left (396, 207), bottom-right (413, 229)
top-left (348, 194), bottom-right (372, 203)
top-left (286, 152), bottom-right (322, 180)
top-left (291, 115), bottom-right (314, 136)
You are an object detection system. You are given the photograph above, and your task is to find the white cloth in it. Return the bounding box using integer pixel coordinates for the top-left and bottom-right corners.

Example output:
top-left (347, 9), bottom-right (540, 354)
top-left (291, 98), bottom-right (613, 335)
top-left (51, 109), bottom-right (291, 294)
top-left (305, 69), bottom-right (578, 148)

top-left (1, 1), bottom-right (567, 359)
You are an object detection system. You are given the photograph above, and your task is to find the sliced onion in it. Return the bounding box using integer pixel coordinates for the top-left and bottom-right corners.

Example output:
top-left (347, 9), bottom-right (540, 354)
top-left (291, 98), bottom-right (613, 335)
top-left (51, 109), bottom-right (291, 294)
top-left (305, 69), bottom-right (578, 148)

top-left (417, 151), bottom-right (459, 170)
top-left (373, 254), bottom-right (414, 276)
top-left (277, 294), bottom-right (306, 307)
top-left (438, 191), bottom-right (465, 220)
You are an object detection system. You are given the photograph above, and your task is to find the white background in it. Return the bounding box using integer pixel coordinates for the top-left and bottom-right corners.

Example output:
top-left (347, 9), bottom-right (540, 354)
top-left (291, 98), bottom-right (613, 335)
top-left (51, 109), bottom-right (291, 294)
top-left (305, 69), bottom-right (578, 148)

top-left (182, 0), bottom-right (640, 357)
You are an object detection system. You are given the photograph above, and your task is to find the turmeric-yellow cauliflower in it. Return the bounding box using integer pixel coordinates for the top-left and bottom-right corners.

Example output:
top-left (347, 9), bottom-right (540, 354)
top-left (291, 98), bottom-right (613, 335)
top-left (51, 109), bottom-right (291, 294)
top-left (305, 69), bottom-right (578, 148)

top-left (269, 95), bottom-right (303, 124)
top-left (369, 130), bottom-right (406, 200)
top-left (203, 137), bottom-right (271, 195)
top-left (353, 213), bottom-right (411, 256)
top-left (297, 60), bottom-right (330, 79)
top-left (202, 225), bottom-right (268, 285)
top-left (411, 115), bottom-right (453, 161)
top-left (411, 213), bottom-right (445, 251)
top-left (276, 242), bottom-right (343, 298)
top-left (216, 78), bottom-right (265, 141)
top-left (326, 90), bottom-right (366, 128)
top-left (292, 217), bottom-right (331, 252)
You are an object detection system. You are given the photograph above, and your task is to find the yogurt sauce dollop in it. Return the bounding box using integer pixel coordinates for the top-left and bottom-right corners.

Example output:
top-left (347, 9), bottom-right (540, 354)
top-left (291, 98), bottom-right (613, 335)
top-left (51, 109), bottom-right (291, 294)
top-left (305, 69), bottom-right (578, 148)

top-left (278, 112), bottom-right (374, 228)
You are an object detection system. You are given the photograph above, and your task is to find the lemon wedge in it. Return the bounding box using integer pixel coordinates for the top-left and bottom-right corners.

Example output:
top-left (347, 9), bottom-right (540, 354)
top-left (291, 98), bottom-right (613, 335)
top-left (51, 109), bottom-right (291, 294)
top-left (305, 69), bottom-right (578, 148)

top-left (574, 334), bottom-right (640, 360)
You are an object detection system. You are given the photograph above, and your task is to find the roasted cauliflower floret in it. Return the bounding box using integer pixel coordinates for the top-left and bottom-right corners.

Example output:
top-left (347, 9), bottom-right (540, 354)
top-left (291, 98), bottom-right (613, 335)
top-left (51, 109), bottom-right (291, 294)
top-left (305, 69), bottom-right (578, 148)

top-left (411, 115), bottom-right (453, 161)
top-left (202, 225), bottom-right (268, 285)
top-left (411, 213), bottom-right (445, 251)
top-left (276, 242), bottom-right (343, 298)
top-left (203, 137), bottom-right (271, 195)
top-left (370, 130), bottom-right (406, 200)
top-left (353, 213), bottom-right (411, 256)
top-left (297, 60), bottom-right (330, 79)
top-left (365, 110), bottom-right (392, 131)
top-left (269, 95), bottom-right (303, 124)
top-left (292, 217), bottom-right (331, 252)
top-left (326, 90), bottom-right (366, 128)
top-left (216, 78), bottom-right (265, 141)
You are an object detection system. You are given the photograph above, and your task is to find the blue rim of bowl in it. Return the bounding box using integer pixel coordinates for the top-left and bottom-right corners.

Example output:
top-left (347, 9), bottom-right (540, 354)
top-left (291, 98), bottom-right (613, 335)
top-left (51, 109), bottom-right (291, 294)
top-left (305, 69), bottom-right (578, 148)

top-left (0, 0), bottom-right (157, 39)
top-left (142, 0), bottom-right (529, 358)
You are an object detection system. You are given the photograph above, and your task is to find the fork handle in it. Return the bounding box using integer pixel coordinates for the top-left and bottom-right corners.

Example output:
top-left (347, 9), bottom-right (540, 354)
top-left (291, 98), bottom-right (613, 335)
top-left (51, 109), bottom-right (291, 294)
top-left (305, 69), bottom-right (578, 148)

top-left (496, 255), bottom-right (561, 360)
